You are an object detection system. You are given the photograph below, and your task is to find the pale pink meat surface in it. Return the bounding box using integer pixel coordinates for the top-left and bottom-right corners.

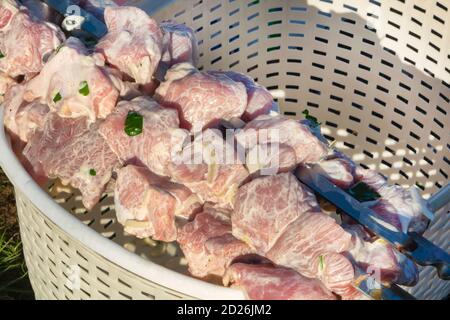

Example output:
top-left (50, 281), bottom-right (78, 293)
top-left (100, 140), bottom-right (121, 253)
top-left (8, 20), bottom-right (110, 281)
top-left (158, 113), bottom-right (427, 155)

top-left (178, 211), bottom-right (254, 277)
top-left (160, 21), bottom-right (198, 68)
top-left (115, 165), bottom-right (202, 241)
top-left (235, 115), bottom-right (328, 166)
top-left (23, 37), bottom-right (119, 122)
top-left (232, 172), bottom-right (320, 254)
top-left (0, 71), bottom-right (14, 100)
top-left (314, 158), bottom-right (355, 189)
top-left (313, 252), bottom-right (355, 297)
top-left (156, 63), bottom-right (247, 131)
top-left (355, 167), bottom-right (429, 234)
top-left (96, 6), bottom-right (163, 84)
top-left (224, 263), bottom-right (336, 300)
top-left (245, 143), bottom-right (298, 175)
top-left (0, 2), bottom-right (64, 78)
top-left (99, 96), bottom-right (188, 177)
top-left (266, 211), bottom-right (353, 276)
top-left (23, 113), bottom-right (119, 210)
top-left (168, 129), bottom-right (249, 209)
top-left (0, 0), bottom-right (17, 31)
top-left (345, 224), bottom-right (418, 286)
top-left (3, 84), bottom-right (49, 142)
top-left (217, 71), bottom-right (275, 122)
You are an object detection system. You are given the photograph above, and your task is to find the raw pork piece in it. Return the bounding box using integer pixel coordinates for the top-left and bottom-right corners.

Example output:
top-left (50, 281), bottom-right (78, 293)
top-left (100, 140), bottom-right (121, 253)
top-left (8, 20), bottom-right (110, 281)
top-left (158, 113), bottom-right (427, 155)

top-left (266, 211), bottom-right (354, 297)
top-left (155, 63), bottom-right (247, 131)
top-left (266, 210), bottom-right (353, 276)
top-left (345, 224), bottom-right (418, 286)
top-left (313, 157), bottom-right (355, 189)
top-left (0, 72), bottom-right (14, 101)
top-left (168, 129), bottom-right (249, 209)
top-left (115, 165), bottom-right (202, 241)
top-left (24, 37), bottom-right (119, 122)
top-left (23, 113), bottom-right (120, 210)
top-left (215, 71), bottom-right (275, 122)
top-left (3, 84), bottom-right (49, 142)
top-left (0, 0), bottom-right (17, 31)
top-left (160, 21), bottom-right (198, 68)
top-left (223, 263), bottom-right (336, 300)
top-left (245, 143), bottom-right (298, 175)
top-left (96, 6), bottom-right (163, 84)
top-left (0, 2), bottom-right (64, 78)
top-left (232, 172), bottom-right (321, 254)
top-left (98, 96), bottom-right (188, 177)
top-left (235, 115), bottom-right (329, 172)
top-left (178, 210), bottom-right (254, 278)
top-left (354, 167), bottom-right (431, 234)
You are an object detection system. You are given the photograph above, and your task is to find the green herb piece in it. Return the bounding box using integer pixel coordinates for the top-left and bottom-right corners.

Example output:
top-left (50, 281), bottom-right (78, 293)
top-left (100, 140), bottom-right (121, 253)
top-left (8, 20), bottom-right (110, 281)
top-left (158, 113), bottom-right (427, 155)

top-left (319, 255), bottom-right (324, 271)
top-left (89, 169), bottom-right (97, 176)
top-left (348, 182), bottom-right (381, 202)
top-left (302, 109), bottom-right (321, 128)
top-left (53, 92), bottom-right (62, 103)
top-left (124, 112), bottom-right (144, 137)
top-left (0, 51), bottom-right (5, 59)
top-left (79, 81), bottom-right (90, 96)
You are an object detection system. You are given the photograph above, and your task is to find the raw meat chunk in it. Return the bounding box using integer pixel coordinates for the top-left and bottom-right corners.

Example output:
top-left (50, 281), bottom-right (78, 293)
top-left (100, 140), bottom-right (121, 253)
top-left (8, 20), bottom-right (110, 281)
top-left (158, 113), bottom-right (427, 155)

top-left (96, 6), bottom-right (163, 84)
top-left (235, 115), bottom-right (329, 169)
top-left (23, 113), bottom-right (119, 210)
top-left (160, 21), bottom-right (198, 68)
top-left (0, 2), bottom-right (64, 77)
top-left (156, 63), bottom-right (247, 131)
top-left (168, 129), bottom-right (249, 208)
top-left (0, 72), bottom-right (14, 101)
top-left (224, 263), bottom-right (336, 300)
top-left (355, 167), bottom-right (431, 234)
top-left (98, 96), bottom-right (188, 177)
top-left (232, 172), bottom-right (320, 254)
top-left (0, 0), bottom-right (17, 31)
top-left (313, 252), bottom-right (355, 298)
top-left (313, 157), bottom-right (355, 189)
top-left (3, 84), bottom-right (49, 142)
top-left (115, 165), bottom-right (202, 241)
top-left (266, 211), bottom-right (353, 277)
top-left (24, 37), bottom-right (119, 122)
top-left (178, 210), bottom-right (254, 277)
top-left (345, 224), bottom-right (418, 286)
top-left (245, 143), bottom-right (297, 175)
top-left (216, 71), bottom-right (275, 122)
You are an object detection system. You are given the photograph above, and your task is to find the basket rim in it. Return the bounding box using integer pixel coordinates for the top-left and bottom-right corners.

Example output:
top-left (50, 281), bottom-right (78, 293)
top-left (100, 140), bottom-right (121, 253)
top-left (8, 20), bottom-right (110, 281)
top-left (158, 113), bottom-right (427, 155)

top-left (0, 108), bottom-right (245, 300)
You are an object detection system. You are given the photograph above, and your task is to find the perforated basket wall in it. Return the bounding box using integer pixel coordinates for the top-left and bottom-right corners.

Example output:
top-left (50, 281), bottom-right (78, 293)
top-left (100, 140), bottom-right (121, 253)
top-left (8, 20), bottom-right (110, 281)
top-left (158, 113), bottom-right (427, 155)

top-left (9, 0), bottom-right (450, 300)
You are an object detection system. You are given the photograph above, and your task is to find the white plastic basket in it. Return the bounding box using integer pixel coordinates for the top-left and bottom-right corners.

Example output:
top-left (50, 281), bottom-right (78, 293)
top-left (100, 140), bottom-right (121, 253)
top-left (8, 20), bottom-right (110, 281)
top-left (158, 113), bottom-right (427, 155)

top-left (0, 0), bottom-right (449, 300)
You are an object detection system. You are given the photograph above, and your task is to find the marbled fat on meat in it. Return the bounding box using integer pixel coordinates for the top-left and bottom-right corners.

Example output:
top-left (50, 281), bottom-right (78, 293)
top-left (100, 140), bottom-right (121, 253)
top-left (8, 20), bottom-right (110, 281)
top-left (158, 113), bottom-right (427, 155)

top-left (156, 63), bottom-right (247, 131)
top-left (215, 71), bottom-right (275, 122)
top-left (0, 1), bottom-right (64, 78)
top-left (160, 21), bottom-right (199, 68)
top-left (99, 96), bottom-right (188, 177)
top-left (24, 37), bottom-right (119, 122)
top-left (235, 115), bottom-right (329, 168)
top-left (96, 6), bottom-right (163, 84)
top-left (169, 129), bottom-right (249, 209)
top-left (178, 210), bottom-right (254, 277)
top-left (3, 84), bottom-right (49, 142)
top-left (23, 113), bottom-right (119, 210)
top-left (232, 172), bottom-right (320, 254)
top-left (115, 165), bottom-right (202, 241)
top-left (224, 263), bottom-right (336, 300)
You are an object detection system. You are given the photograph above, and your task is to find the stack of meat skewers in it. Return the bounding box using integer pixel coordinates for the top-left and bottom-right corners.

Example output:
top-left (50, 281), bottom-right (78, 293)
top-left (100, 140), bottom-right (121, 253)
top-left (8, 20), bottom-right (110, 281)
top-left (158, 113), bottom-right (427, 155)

top-left (1, 1), bottom-right (433, 300)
